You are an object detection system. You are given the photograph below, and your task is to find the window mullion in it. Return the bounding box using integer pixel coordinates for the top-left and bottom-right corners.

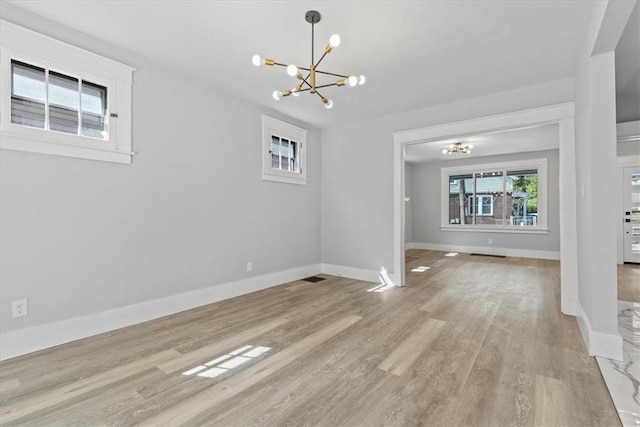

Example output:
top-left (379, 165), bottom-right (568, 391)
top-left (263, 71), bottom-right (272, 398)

top-left (472, 174), bottom-right (476, 225)
top-left (502, 169), bottom-right (507, 227)
top-left (44, 69), bottom-right (50, 131)
top-left (290, 142), bottom-right (294, 172)
top-left (78, 79), bottom-right (82, 136)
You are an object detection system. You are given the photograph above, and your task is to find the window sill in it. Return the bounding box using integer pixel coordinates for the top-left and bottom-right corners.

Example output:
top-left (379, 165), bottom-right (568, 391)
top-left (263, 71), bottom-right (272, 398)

top-left (262, 172), bottom-right (307, 186)
top-left (1, 131), bottom-right (133, 164)
top-left (440, 226), bottom-right (549, 235)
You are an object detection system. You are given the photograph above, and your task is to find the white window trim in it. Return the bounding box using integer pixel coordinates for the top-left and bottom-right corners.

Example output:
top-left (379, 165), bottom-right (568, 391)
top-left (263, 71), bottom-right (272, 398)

top-left (261, 114), bottom-right (308, 185)
top-left (0, 20), bottom-right (135, 164)
top-left (441, 158), bottom-right (548, 234)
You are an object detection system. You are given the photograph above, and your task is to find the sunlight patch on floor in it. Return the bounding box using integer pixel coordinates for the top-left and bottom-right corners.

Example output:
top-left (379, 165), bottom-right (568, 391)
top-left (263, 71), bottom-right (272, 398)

top-left (182, 345), bottom-right (271, 379)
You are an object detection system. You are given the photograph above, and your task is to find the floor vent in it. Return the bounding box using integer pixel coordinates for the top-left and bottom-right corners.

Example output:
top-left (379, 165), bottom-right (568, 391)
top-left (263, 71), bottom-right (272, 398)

top-left (470, 253), bottom-right (507, 259)
top-left (302, 276), bottom-right (326, 283)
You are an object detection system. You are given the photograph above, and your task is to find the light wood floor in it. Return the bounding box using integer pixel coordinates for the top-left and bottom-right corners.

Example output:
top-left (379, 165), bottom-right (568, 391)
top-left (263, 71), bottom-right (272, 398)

top-left (618, 263), bottom-right (640, 303)
top-left (0, 250), bottom-right (620, 426)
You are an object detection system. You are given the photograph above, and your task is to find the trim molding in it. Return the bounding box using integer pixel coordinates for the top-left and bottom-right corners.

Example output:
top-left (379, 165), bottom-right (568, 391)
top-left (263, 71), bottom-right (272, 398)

top-left (576, 302), bottom-right (623, 361)
top-left (406, 242), bottom-right (560, 260)
top-left (320, 263), bottom-right (381, 284)
top-left (0, 264), bottom-right (322, 361)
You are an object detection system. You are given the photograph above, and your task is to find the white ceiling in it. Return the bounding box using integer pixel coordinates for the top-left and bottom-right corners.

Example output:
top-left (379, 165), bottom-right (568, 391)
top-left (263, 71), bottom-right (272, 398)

top-left (404, 124), bottom-right (559, 164)
top-left (3, 1), bottom-right (599, 129)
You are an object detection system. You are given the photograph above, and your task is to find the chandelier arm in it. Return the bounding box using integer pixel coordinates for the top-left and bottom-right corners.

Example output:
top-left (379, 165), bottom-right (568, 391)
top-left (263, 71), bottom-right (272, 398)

top-left (292, 83), bottom-right (339, 94)
top-left (314, 51), bottom-right (329, 69)
top-left (314, 70), bottom-right (350, 79)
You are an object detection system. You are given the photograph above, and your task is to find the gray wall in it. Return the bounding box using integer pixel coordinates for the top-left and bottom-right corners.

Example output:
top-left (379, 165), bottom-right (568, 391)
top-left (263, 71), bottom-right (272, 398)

top-left (409, 150), bottom-right (560, 252)
top-left (321, 79), bottom-right (573, 274)
top-left (617, 140), bottom-right (640, 156)
top-left (0, 10), bottom-right (321, 334)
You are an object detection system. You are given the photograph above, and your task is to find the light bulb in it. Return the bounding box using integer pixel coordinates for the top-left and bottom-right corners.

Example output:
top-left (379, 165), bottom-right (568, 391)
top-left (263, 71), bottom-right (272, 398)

top-left (291, 88), bottom-right (299, 97)
top-left (467, 144), bottom-right (473, 149)
top-left (324, 99), bottom-right (333, 109)
top-left (358, 75), bottom-right (366, 85)
top-left (272, 90), bottom-right (282, 100)
top-left (252, 54), bottom-right (261, 66)
top-left (347, 76), bottom-right (358, 87)
top-left (442, 149), bottom-right (448, 154)
top-left (287, 65), bottom-right (298, 76)
top-left (329, 34), bottom-right (341, 48)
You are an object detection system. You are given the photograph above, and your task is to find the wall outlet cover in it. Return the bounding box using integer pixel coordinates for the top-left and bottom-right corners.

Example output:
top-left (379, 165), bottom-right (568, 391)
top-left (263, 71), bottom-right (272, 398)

top-left (12, 299), bottom-right (28, 318)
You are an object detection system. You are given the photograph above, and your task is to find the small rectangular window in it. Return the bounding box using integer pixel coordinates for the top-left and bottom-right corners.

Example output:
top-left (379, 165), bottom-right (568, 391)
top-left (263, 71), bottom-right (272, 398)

top-left (271, 135), bottom-right (299, 173)
top-left (262, 115), bottom-right (308, 185)
top-left (10, 60), bottom-right (109, 140)
top-left (1, 20), bottom-right (134, 164)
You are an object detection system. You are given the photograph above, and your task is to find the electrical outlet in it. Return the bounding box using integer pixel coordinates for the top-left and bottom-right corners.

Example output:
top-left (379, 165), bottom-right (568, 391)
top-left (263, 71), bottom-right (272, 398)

top-left (12, 299), bottom-right (28, 318)
top-left (488, 238), bottom-right (493, 245)
top-left (246, 261), bottom-right (253, 272)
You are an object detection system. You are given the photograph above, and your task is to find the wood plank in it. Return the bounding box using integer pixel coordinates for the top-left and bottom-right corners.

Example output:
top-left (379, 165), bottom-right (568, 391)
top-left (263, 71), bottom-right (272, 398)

top-left (378, 317), bottom-right (445, 376)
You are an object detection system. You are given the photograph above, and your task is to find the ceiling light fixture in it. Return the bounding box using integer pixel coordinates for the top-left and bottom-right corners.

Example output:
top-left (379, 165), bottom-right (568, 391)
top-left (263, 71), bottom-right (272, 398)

top-left (442, 142), bottom-right (472, 155)
top-left (252, 10), bottom-right (365, 109)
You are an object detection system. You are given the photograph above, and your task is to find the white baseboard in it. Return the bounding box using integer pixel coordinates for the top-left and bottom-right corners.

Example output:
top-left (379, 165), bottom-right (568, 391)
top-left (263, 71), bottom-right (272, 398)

top-left (0, 264), bottom-right (322, 361)
top-left (320, 263), bottom-right (381, 284)
top-left (576, 302), bottom-right (623, 361)
top-left (406, 242), bottom-right (560, 260)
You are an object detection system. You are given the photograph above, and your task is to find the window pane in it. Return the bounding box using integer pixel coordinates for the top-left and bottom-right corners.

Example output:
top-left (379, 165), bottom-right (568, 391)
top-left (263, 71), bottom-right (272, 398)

top-left (473, 172), bottom-right (502, 224)
top-left (291, 141), bottom-right (299, 172)
top-left (507, 170), bottom-right (538, 226)
top-left (449, 174), bottom-right (473, 224)
top-left (11, 61), bottom-right (45, 128)
top-left (271, 136), bottom-right (280, 169)
top-left (81, 81), bottom-right (107, 139)
top-left (281, 139), bottom-right (290, 171)
top-left (49, 71), bottom-right (79, 134)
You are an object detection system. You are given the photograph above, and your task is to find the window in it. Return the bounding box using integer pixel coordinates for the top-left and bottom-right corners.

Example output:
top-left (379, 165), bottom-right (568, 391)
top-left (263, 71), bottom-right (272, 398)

top-left (441, 159), bottom-right (547, 233)
top-left (11, 60), bottom-right (108, 139)
top-left (262, 115), bottom-right (308, 185)
top-left (1, 20), bottom-right (134, 164)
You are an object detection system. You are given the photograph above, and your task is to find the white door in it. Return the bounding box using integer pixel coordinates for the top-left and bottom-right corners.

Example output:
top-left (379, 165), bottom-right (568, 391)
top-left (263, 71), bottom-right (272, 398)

top-left (623, 167), bottom-right (640, 263)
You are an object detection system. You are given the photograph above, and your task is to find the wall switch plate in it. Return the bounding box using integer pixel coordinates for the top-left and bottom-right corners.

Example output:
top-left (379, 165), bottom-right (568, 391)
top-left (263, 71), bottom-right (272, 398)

top-left (488, 238), bottom-right (493, 245)
top-left (246, 261), bottom-right (253, 272)
top-left (12, 299), bottom-right (28, 318)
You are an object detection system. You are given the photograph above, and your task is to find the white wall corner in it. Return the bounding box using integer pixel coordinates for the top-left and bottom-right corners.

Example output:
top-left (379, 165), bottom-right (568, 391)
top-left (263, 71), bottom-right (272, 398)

top-left (561, 297), bottom-right (577, 316)
top-left (320, 263), bottom-right (382, 284)
top-left (0, 264), bottom-right (322, 361)
top-left (576, 302), bottom-right (623, 361)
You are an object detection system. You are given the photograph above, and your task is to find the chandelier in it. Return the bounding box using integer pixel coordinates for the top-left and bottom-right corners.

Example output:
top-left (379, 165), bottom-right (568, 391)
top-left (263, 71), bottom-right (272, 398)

top-left (442, 142), bottom-right (472, 154)
top-left (251, 10), bottom-right (365, 109)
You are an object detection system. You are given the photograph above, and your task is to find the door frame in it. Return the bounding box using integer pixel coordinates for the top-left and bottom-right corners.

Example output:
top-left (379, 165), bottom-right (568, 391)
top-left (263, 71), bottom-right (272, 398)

top-left (617, 155), bottom-right (640, 264)
top-left (392, 102), bottom-right (579, 315)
